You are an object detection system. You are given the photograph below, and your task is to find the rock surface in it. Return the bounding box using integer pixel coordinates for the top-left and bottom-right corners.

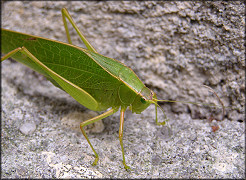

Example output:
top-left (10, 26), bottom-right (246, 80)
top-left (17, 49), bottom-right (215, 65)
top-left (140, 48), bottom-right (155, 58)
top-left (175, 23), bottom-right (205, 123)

top-left (1, 1), bottom-right (245, 178)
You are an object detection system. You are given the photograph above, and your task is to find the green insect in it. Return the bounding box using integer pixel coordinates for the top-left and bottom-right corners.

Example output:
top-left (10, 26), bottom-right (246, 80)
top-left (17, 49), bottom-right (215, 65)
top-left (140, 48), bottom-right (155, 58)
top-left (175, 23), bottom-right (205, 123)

top-left (1, 8), bottom-right (222, 170)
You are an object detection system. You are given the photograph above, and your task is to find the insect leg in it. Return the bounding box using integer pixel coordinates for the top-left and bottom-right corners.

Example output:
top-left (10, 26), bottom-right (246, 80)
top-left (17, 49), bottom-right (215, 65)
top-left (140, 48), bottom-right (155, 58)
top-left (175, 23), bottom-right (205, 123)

top-left (155, 103), bottom-right (168, 126)
top-left (80, 108), bottom-right (118, 166)
top-left (61, 8), bottom-right (97, 53)
top-left (119, 107), bottom-right (131, 170)
top-left (1, 47), bottom-right (23, 62)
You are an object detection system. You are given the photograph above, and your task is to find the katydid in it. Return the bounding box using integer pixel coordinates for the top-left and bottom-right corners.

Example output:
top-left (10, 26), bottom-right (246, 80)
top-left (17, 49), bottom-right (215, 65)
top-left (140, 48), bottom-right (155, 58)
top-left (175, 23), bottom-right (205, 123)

top-left (1, 8), bottom-right (223, 170)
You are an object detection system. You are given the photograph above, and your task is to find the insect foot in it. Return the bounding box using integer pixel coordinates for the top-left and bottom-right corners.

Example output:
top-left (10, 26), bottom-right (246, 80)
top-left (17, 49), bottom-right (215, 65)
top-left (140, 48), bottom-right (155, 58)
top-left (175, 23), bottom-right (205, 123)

top-left (92, 157), bottom-right (99, 166)
top-left (123, 162), bottom-right (131, 171)
top-left (156, 119), bottom-right (168, 126)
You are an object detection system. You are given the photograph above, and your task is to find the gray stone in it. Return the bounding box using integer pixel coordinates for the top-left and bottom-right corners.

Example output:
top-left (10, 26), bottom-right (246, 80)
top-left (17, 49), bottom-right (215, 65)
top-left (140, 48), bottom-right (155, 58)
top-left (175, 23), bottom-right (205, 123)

top-left (1, 1), bottom-right (245, 178)
top-left (19, 122), bottom-right (36, 135)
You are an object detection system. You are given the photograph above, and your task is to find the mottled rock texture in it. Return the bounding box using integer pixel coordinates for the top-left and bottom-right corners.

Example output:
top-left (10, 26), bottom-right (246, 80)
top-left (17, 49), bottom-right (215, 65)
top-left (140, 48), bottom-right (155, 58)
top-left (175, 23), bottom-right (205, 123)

top-left (1, 1), bottom-right (244, 178)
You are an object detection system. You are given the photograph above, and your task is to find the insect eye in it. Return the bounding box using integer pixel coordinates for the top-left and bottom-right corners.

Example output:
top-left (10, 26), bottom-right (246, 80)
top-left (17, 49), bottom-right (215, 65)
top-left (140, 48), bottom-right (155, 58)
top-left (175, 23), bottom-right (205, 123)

top-left (140, 97), bottom-right (146, 104)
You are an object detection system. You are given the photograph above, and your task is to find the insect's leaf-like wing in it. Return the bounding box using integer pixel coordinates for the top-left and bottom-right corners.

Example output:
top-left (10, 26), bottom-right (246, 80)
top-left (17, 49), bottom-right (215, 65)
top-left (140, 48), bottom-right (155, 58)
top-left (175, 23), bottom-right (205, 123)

top-left (32, 56), bottom-right (99, 110)
top-left (1, 29), bottom-right (98, 110)
top-left (86, 51), bottom-right (145, 94)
